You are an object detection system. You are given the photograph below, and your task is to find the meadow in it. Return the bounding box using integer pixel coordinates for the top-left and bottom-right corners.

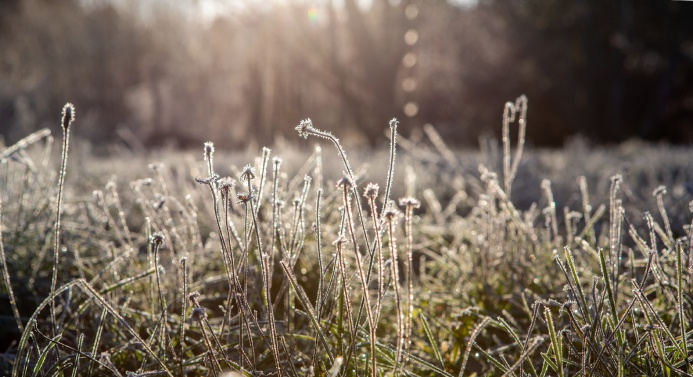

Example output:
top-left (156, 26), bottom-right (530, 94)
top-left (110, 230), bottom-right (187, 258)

top-left (1, 99), bottom-right (692, 376)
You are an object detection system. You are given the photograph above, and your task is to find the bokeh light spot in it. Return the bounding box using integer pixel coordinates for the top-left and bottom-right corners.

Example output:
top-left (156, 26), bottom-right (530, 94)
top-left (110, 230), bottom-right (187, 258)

top-left (404, 29), bottom-right (419, 45)
top-left (404, 102), bottom-right (419, 117)
top-left (402, 52), bottom-right (417, 68)
top-left (405, 4), bottom-right (419, 20)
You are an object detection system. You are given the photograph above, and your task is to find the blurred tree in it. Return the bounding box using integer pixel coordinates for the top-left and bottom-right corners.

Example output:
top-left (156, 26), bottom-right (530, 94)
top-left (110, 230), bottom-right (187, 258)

top-left (0, 0), bottom-right (691, 148)
top-left (469, 0), bottom-right (693, 144)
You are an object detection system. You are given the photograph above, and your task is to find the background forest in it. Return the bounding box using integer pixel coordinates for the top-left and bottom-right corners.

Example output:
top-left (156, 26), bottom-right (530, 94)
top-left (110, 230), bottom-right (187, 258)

top-left (1, 0), bottom-right (692, 150)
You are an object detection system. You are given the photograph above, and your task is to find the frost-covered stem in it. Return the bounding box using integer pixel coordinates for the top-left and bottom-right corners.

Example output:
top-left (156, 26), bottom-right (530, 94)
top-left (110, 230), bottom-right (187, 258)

top-left (0, 200), bottom-right (22, 332)
top-left (384, 119), bottom-right (398, 205)
top-left (385, 209), bottom-right (403, 376)
top-left (366, 191), bottom-right (385, 322)
top-left (399, 197), bottom-right (420, 367)
top-left (508, 95), bottom-right (527, 198)
top-left (296, 119), bottom-right (370, 251)
top-left (51, 103), bottom-right (75, 339)
top-left (334, 236), bottom-right (356, 369)
top-left (341, 182), bottom-right (377, 377)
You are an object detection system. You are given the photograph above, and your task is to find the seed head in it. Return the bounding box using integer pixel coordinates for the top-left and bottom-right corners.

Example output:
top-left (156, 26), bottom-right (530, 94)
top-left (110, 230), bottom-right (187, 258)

top-left (203, 142), bottom-right (214, 161)
top-left (189, 307), bottom-right (207, 322)
top-left (188, 291), bottom-right (201, 302)
top-left (151, 232), bottom-right (165, 246)
top-left (240, 164), bottom-right (256, 181)
top-left (652, 185), bottom-right (666, 197)
top-left (389, 118), bottom-right (399, 129)
top-left (364, 183), bottom-right (379, 199)
top-left (236, 191), bottom-right (254, 204)
top-left (295, 118), bottom-right (314, 139)
top-left (218, 177), bottom-right (236, 196)
top-left (383, 207), bottom-right (399, 221)
top-left (332, 234), bottom-right (348, 246)
top-left (61, 103), bottom-right (75, 130)
top-left (273, 156), bottom-right (282, 167)
top-left (336, 175), bottom-right (353, 189)
top-left (398, 196), bottom-right (420, 209)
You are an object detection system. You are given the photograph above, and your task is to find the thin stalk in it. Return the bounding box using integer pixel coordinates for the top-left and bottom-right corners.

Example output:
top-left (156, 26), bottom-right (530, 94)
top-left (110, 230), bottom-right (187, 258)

top-left (257, 147), bottom-right (271, 204)
top-left (271, 157), bottom-right (282, 273)
top-left (384, 119), bottom-right (398, 205)
top-left (295, 119), bottom-right (371, 251)
top-left (341, 182), bottom-right (377, 377)
top-left (180, 257), bottom-right (188, 376)
top-left (311, 189), bottom-right (326, 366)
top-left (151, 233), bottom-right (168, 358)
top-left (384, 209), bottom-right (403, 376)
top-left (261, 253), bottom-right (283, 376)
top-left (279, 260), bottom-right (334, 363)
top-left (676, 241), bottom-right (690, 372)
top-left (51, 103), bottom-right (75, 336)
top-left (334, 234), bottom-right (356, 370)
top-left (508, 95), bottom-right (527, 198)
top-left (459, 317), bottom-right (492, 377)
top-left (365, 187), bottom-right (385, 323)
top-left (400, 197), bottom-right (420, 367)
top-left (0, 199), bottom-right (22, 332)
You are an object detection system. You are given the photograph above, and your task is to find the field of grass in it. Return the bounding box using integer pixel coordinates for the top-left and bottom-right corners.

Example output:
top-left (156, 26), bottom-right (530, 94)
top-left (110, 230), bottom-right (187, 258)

top-left (1, 99), bottom-right (692, 376)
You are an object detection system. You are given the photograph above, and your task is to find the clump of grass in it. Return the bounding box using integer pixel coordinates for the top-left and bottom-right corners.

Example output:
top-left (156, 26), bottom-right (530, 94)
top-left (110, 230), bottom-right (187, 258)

top-left (1, 94), bottom-right (692, 377)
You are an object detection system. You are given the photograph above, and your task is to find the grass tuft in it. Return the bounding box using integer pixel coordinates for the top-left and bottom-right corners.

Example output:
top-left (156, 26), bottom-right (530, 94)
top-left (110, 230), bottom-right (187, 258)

top-left (1, 98), bottom-right (693, 376)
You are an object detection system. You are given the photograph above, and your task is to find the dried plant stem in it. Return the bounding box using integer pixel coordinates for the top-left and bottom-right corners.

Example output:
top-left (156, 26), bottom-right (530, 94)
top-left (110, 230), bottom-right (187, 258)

top-left (50, 106), bottom-right (73, 336)
top-left (179, 257), bottom-right (188, 376)
top-left (608, 176), bottom-right (622, 288)
top-left (400, 198), bottom-right (420, 367)
top-left (334, 234), bottom-right (356, 367)
top-left (385, 212), bottom-right (403, 376)
top-left (502, 95), bottom-right (527, 198)
top-left (279, 260), bottom-right (334, 363)
top-left (366, 193), bottom-right (385, 323)
top-left (200, 321), bottom-right (223, 374)
top-left (257, 147), bottom-right (271, 204)
top-left (384, 119), bottom-right (398, 205)
top-left (271, 158), bottom-right (282, 272)
top-left (295, 120), bottom-right (371, 250)
top-left (676, 241), bottom-right (690, 373)
top-left (151, 235), bottom-right (169, 356)
top-left (261, 253), bottom-right (284, 376)
top-left (311, 189), bottom-right (327, 368)
top-left (244, 174), bottom-right (267, 304)
top-left (541, 180), bottom-right (559, 244)
top-left (654, 186), bottom-right (674, 243)
top-left (459, 317), bottom-right (491, 377)
top-left (341, 184), bottom-right (377, 377)
top-left (0, 199), bottom-right (22, 332)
